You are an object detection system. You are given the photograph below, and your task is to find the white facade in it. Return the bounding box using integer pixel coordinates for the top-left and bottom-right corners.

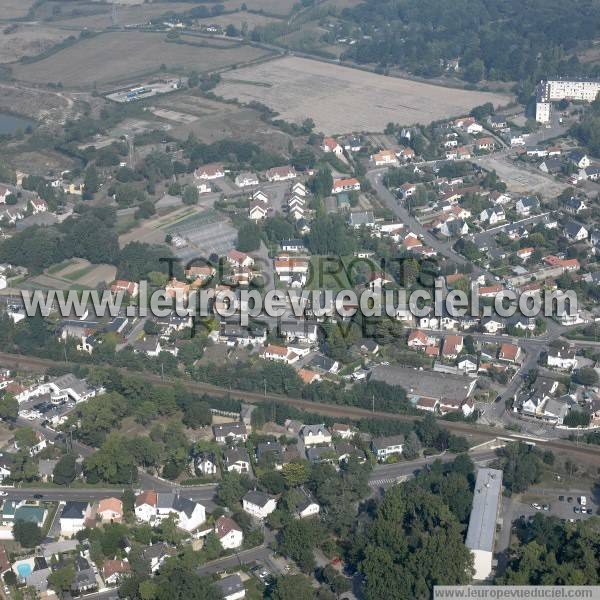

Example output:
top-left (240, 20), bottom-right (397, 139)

top-left (536, 79), bottom-right (600, 122)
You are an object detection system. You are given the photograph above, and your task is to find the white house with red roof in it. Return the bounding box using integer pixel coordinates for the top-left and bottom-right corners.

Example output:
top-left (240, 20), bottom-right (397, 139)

top-left (111, 280), bottom-right (139, 298)
top-left (322, 137), bottom-right (343, 157)
top-left (194, 163), bottom-right (225, 180)
top-left (441, 335), bottom-right (463, 359)
top-left (227, 250), bottom-right (254, 270)
top-left (370, 150), bottom-right (398, 166)
top-left (332, 177), bottom-right (360, 194)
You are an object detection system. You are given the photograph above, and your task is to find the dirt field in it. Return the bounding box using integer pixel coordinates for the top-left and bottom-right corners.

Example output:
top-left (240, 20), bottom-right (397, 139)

top-left (475, 155), bottom-right (569, 196)
top-left (13, 32), bottom-right (272, 89)
top-left (214, 56), bottom-right (512, 133)
top-left (0, 0), bottom-right (36, 19)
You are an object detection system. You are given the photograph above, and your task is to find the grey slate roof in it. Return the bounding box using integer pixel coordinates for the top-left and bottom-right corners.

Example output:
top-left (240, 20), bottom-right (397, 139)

top-left (243, 490), bottom-right (274, 508)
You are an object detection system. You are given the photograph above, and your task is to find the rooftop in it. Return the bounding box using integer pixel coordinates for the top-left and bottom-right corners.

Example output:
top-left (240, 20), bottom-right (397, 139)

top-left (465, 468), bottom-right (503, 553)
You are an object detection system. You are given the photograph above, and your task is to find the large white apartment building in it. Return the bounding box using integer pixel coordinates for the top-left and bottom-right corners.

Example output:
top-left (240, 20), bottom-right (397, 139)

top-left (536, 79), bottom-right (600, 123)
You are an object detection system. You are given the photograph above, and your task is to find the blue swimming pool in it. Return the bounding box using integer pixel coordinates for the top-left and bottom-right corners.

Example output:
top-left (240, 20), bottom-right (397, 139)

top-left (16, 563), bottom-right (32, 578)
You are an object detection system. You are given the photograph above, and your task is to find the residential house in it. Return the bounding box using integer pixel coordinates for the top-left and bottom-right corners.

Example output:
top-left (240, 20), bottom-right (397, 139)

top-left (97, 497), bottom-right (123, 523)
top-left (156, 493), bottom-right (206, 531)
top-left (196, 452), bottom-right (218, 476)
top-left (475, 137), bottom-right (495, 152)
top-left (563, 220), bottom-right (588, 242)
top-left (488, 115), bottom-right (507, 129)
top-left (142, 543), bottom-right (176, 573)
top-left (349, 210), bottom-right (375, 228)
top-left (564, 196), bottom-right (587, 215)
top-left (480, 207), bottom-right (505, 225)
top-left (538, 157), bottom-right (563, 175)
top-left (515, 196), bottom-right (539, 216)
top-left (215, 516), bottom-right (243, 549)
top-left (440, 218), bottom-right (468, 237)
top-left (371, 150), bottom-right (398, 166)
top-left (331, 423), bottom-right (354, 439)
top-left (242, 490), bottom-right (277, 519)
top-left (30, 197), bottom-right (48, 214)
top-left (135, 491), bottom-right (158, 523)
top-left (547, 344), bottom-right (577, 370)
top-left (248, 201), bottom-right (268, 220)
top-left (194, 163), bottom-right (225, 180)
top-left (102, 560), bottom-right (131, 586)
top-left (215, 574), bottom-right (246, 600)
top-left (295, 488), bottom-right (320, 518)
top-left (226, 250), bottom-right (254, 270)
top-left (59, 501), bottom-right (91, 536)
top-left (279, 319), bottom-right (318, 344)
top-left (300, 424), bottom-right (332, 446)
top-left (439, 397), bottom-right (475, 417)
top-left (111, 280), bottom-right (139, 298)
top-left (498, 343), bottom-right (521, 363)
top-left (235, 172), bottom-right (259, 188)
top-left (280, 239), bottom-right (306, 253)
top-left (570, 151), bottom-right (591, 169)
top-left (482, 316), bottom-right (505, 334)
top-left (457, 355), bottom-right (478, 373)
top-left (332, 177), bottom-right (360, 194)
top-left (223, 447), bottom-right (251, 474)
top-left (442, 335), bottom-right (463, 359)
top-left (371, 434), bottom-right (404, 461)
top-left (213, 422), bottom-right (248, 444)
top-left (322, 137), bottom-right (344, 156)
top-left (407, 329), bottom-right (435, 350)
top-left (265, 166), bottom-right (296, 182)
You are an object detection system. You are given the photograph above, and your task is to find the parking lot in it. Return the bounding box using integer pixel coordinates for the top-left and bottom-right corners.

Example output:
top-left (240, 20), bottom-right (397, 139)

top-left (516, 486), bottom-right (598, 522)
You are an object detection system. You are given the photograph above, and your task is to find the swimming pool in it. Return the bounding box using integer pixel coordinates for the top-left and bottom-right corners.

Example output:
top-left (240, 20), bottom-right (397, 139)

top-left (16, 563), bottom-right (32, 578)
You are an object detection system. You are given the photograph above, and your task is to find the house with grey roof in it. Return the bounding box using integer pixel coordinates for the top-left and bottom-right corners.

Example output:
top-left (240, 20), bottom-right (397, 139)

top-left (300, 424), bottom-right (332, 447)
top-left (349, 210), bottom-right (375, 228)
top-left (563, 220), bottom-right (588, 241)
top-left (213, 422), bottom-right (248, 444)
top-left (214, 573), bottom-right (245, 600)
top-left (242, 491), bottom-right (277, 519)
top-left (465, 468), bottom-right (503, 580)
top-left (371, 435), bottom-right (404, 461)
top-left (223, 447), bottom-right (251, 474)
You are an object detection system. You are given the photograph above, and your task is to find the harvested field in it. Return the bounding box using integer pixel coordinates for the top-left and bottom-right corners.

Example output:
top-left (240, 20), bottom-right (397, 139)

top-left (233, 0), bottom-right (297, 16)
top-left (0, 25), bottom-right (73, 63)
top-left (23, 259), bottom-right (117, 291)
top-left (13, 32), bottom-right (272, 89)
top-left (195, 12), bottom-right (282, 29)
top-left (214, 56), bottom-right (512, 133)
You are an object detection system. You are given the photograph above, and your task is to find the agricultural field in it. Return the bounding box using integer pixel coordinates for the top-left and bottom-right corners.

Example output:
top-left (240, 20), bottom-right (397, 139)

top-left (195, 11), bottom-right (282, 29)
top-left (214, 56), bottom-right (512, 133)
top-left (21, 259), bottom-right (117, 292)
top-left (0, 24), bottom-right (73, 63)
top-left (12, 32), bottom-right (272, 89)
top-left (0, 0), bottom-right (36, 19)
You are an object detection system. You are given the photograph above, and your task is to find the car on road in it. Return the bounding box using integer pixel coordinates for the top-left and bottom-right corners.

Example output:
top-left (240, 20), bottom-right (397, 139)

top-left (0, 491), bottom-right (7, 497)
top-left (531, 503), bottom-right (541, 510)
top-left (495, 395), bottom-right (502, 403)
top-left (542, 505), bottom-right (550, 511)
top-left (33, 494), bottom-right (43, 499)
top-left (574, 507), bottom-right (581, 513)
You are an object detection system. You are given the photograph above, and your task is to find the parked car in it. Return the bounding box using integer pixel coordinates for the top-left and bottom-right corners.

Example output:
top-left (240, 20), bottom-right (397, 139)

top-left (567, 497), bottom-right (574, 503)
top-left (559, 496), bottom-right (565, 501)
top-left (574, 507), bottom-right (581, 513)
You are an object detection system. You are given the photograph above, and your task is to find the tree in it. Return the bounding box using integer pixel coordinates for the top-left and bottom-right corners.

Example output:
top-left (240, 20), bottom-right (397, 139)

top-left (279, 519), bottom-right (321, 572)
top-left (13, 520), bottom-right (43, 547)
top-left (282, 461), bottom-right (310, 487)
top-left (47, 566), bottom-right (75, 596)
top-left (402, 431), bottom-right (421, 459)
top-left (236, 222), bottom-right (261, 252)
top-left (83, 165), bottom-right (100, 199)
top-left (572, 367), bottom-right (599, 386)
top-left (217, 473), bottom-right (252, 510)
top-left (273, 574), bottom-right (315, 600)
top-left (359, 485), bottom-right (473, 599)
top-left (53, 453), bottom-right (77, 486)
top-left (309, 167), bottom-right (333, 198)
top-left (0, 393), bottom-right (18, 422)
top-left (183, 186), bottom-right (199, 205)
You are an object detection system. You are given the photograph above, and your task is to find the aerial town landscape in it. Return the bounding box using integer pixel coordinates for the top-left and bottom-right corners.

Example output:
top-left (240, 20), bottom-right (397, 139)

top-left (1, 0), bottom-right (600, 599)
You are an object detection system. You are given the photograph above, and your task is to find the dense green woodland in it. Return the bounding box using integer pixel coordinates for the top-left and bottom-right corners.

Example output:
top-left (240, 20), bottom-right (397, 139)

top-left (340, 0), bottom-right (600, 94)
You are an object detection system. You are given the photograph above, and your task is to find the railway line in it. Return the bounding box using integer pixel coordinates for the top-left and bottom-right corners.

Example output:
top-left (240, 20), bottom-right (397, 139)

top-left (2, 351), bottom-right (600, 463)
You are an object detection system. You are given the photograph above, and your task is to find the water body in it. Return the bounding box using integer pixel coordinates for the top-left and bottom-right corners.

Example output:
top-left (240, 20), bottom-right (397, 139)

top-left (0, 112), bottom-right (35, 135)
